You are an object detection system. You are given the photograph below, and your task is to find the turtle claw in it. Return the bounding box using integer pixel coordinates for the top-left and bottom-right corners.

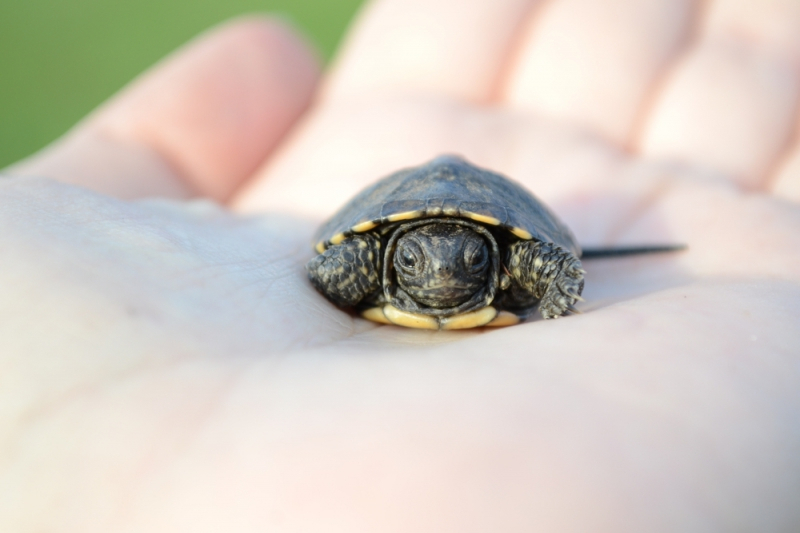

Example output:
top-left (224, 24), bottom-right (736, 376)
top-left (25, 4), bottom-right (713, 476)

top-left (506, 240), bottom-right (585, 319)
top-left (540, 264), bottom-right (585, 319)
top-left (562, 288), bottom-right (584, 301)
top-left (539, 289), bottom-right (580, 319)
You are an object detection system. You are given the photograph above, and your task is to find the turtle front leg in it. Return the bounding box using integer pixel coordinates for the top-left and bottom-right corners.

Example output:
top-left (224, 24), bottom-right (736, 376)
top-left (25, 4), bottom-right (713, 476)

top-left (506, 241), bottom-right (585, 319)
top-left (307, 234), bottom-right (382, 308)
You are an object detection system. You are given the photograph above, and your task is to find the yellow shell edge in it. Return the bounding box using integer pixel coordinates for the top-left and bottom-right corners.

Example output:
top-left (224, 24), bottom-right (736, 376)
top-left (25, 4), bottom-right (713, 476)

top-left (383, 305), bottom-right (439, 330)
top-left (440, 306), bottom-right (498, 330)
top-left (485, 310), bottom-right (521, 327)
top-left (464, 212), bottom-right (501, 226)
top-left (361, 307), bottom-right (392, 325)
top-left (373, 306), bottom-right (516, 330)
top-left (511, 227), bottom-right (533, 240)
top-left (315, 241), bottom-right (326, 254)
top-left (351, 220), bottom-right (377, 233)
top-left (329, 233), bottom-right (347, 245)
top-left (386, 211), bottom-right (422, 222)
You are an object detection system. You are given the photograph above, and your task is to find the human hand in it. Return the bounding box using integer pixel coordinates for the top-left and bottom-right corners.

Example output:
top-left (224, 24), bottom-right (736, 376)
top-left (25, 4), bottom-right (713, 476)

top-left (3, 1), bottom-right (800, 531)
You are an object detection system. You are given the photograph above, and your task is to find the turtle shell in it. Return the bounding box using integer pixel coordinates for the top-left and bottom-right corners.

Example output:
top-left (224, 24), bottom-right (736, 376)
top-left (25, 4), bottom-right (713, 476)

top-left (314, 155), bottom-right (580, 256)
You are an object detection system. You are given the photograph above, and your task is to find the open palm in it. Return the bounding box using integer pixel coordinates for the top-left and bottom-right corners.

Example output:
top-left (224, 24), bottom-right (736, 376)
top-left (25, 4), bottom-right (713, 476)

top-left (3, 0), bottom-right (800, 531)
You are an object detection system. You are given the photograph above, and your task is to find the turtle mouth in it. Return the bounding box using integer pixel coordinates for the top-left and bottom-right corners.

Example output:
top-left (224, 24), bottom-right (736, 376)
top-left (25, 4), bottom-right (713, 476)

top-left (407, 285), bottom-right (480, 308)
top-left (417, 282), bottom-right (478, 291)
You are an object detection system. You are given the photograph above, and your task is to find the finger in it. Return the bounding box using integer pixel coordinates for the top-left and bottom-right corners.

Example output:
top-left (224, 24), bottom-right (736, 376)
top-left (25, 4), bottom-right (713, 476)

top-left (756, 0), bottom-right (800, 202)
top-left (235, 97), bottom-right (626, 220)
top-left (325, 0), bottom-right (537, 102)
top-left (5, 17), bottom-right (320, 201)
top-left (503, 0), bottom-right (698, 145)
top-left (638, 0), bottom-right (800, 190)
top-left (771, 149), bottom-right (800, 203)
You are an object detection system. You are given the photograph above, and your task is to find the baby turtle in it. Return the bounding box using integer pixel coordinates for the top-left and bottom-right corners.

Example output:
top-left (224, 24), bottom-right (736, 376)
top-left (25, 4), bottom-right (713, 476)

top-left (307, 155), bottom-right (590, 329)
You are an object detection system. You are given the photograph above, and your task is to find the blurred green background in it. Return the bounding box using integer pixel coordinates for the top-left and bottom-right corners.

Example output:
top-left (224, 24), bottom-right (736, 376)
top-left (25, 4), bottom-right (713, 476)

top-left (0, 0), bottom-right (365, 168)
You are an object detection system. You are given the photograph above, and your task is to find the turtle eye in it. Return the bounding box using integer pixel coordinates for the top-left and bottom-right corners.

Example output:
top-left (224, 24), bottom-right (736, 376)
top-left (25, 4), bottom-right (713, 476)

top-left (396, 241), bottom-right (423, 274)
top-left (464, 240), bottom-right (488, 274)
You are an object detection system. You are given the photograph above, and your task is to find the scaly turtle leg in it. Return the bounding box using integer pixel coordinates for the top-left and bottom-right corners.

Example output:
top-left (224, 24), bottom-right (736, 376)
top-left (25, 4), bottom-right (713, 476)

top-left (306, 234), bottom-right (382, 307)
top-left (506, 241), bottom-right (585, 319)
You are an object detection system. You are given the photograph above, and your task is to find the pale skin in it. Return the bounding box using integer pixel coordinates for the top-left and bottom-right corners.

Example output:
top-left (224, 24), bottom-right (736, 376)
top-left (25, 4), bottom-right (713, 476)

top-left (2, 0), bottom-right (800, 530)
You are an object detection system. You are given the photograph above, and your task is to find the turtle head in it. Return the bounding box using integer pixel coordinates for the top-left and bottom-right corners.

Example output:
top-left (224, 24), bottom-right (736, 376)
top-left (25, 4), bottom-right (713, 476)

top-left (393, 223), bottom-right (490, 309)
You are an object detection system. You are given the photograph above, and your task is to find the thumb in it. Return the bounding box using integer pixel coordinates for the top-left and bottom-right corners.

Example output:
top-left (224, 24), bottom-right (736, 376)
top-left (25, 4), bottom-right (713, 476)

top-left (5, 16), bottom-right (320, 201)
